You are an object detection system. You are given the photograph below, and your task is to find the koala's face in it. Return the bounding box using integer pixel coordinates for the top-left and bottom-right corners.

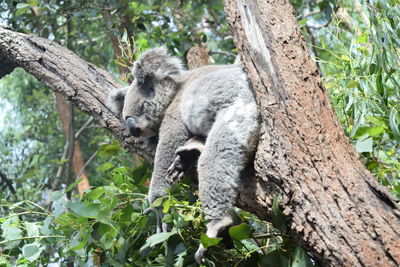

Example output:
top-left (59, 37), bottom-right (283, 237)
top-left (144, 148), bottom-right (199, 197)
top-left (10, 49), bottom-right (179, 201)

top-left (108, 47), bottom-right (181, 138)
top-left (122, 77), bottom-right (159, 138)
top-left (122, 67), bottom-right (179, 138)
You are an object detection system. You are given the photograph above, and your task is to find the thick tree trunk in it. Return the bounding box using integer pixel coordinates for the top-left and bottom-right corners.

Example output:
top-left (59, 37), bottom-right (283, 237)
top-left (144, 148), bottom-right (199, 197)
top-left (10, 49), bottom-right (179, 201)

top-left (224, 0), bottom-right (400, 266)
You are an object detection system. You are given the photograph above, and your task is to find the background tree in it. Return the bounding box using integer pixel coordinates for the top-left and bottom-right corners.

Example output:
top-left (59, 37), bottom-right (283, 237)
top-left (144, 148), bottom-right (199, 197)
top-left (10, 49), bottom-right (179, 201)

top-left (0, 0), bottom-right (399, 266)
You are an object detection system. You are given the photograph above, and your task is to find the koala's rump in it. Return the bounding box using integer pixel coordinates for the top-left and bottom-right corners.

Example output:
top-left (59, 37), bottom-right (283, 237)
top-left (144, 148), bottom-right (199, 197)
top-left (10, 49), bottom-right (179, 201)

top-left (180, 65), bottom-right (253, 136)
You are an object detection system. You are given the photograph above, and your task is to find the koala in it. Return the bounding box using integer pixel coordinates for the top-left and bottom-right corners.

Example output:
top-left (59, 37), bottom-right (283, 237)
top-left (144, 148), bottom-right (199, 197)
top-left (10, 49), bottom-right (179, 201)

top-left (108, 47), bottom-right (260, 263)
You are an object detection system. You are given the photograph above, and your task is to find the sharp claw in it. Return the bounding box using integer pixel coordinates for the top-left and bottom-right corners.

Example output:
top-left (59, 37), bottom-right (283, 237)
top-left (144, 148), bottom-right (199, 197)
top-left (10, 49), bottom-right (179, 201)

top-left (195, 245), bottom-right (206, 264)
top-left (162, 222), bottom-right (168, 232)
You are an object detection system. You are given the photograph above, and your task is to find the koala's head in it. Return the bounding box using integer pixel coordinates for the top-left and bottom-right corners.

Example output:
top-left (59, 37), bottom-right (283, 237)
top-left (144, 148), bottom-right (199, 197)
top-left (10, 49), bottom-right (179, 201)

top-left (108, 47), bottom-right (183, 138)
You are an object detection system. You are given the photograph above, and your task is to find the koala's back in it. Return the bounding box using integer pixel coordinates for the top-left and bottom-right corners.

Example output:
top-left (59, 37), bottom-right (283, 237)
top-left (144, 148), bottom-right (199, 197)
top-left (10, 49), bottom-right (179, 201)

top-left (180, 65), bottom-right (256, 136)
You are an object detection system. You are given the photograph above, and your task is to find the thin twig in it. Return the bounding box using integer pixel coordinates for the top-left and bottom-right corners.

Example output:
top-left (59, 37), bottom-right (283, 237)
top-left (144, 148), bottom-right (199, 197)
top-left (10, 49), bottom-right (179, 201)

top-left (0, 235), bottom-right (65, 245)
top-left (75, 149), bottom-right (98, 180)
top-left (0, 171), bottom-right (16, 194)
top-left (74, 117), bottom-right (94, 140)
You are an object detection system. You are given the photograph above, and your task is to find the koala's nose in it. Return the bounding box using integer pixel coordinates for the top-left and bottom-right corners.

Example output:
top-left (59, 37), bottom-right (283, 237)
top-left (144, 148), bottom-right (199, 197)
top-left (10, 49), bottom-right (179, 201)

top-left (126, 117), bottom-right (141, 137)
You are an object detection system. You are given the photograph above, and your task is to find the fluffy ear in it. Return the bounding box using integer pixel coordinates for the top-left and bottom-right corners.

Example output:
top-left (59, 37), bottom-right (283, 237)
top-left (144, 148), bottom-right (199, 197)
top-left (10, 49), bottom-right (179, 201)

top-left (108, 86), bottom-right (128, 116)
top-left (133, 47), bottom-right (183, 84)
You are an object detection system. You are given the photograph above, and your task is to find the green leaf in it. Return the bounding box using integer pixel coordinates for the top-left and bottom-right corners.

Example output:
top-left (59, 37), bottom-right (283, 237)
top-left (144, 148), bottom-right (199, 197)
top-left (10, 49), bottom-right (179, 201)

top-left (97, 162), bottom-right (115, 172)
top-left (354, 127), bottom-right (384, 138)
top-left (341, 55), bottom-right (351, 61)
top-left (152, 197), bottom-right (164, 208)
top-left (271, 195), bottom-right (286, 232)
top-left (365, 116), bottom-right (386, 127)
top-left (376, 73), bottom-right (383, 95)
top-left (70, 202), bottom-right (100, 218)
top-left (229, 223), bottom-right (251, 240)
top-left (355, 136), bottom-right (373, 153)
top-left (70, 230), bottom-right (90, 251)
top-left (289, 246), bottom-right (313, 267)
top-left (389, 108), bottom-right (400, 141)
top-left (346, 80), bottom-right (359, 88)
top-left (66, 178), bottom-right (83, 193)
top-left (40, 217), bottom-right (53, 236)
top-left (24, 222), bottom-right (40, 237)
top-left (144, 231), bottom-right (175, 248)
top-left (1, 217), bottom-right (22, 249)
top-left (200, 233), bottom-right (222, 248)
top-left (15, 3), bottom-right (30, 16)
top-left (121, 29), bottom-right (128, 43)
top-left (50, 190), bottom-right (64, 201)
top-left (162, 199), bottom-right (171, 213)
top-left (99, 222), bottom-right (119, 250)
top-left (85, 187), bottom-right (105, 200)
top-left (22, 244), bottom-right (42, 262)
top-left (0, 256), bottom-right (12, 267)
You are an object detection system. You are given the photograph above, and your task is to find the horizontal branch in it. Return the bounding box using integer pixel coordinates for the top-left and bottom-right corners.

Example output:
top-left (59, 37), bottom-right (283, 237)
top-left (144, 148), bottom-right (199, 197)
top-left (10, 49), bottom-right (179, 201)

top-left (0, 26), bottom-right (156, 162)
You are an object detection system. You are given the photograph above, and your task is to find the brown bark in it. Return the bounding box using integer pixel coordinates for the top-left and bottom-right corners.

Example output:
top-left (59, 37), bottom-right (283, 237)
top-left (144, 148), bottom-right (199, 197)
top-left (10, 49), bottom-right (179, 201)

top-left (187, 46), bottom-right (210, 69)
top-left (54, 93), bottom-right (90, 196)
top-left (224, 0), bottom-right (400, 266)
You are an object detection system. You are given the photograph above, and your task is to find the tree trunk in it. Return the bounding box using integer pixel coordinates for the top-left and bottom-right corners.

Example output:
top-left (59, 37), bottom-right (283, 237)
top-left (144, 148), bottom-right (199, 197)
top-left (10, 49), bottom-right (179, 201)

top-left (224, 0), bottom-right (400, 266)
top-left (54, 93), bottom-right (90, 196)
top-left (1, 11), bottom-right (399, 265)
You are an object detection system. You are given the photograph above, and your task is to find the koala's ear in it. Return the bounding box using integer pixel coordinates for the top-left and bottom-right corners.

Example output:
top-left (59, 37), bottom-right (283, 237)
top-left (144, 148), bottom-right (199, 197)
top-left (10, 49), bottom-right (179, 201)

top-left (108, 86), bottom-right (128, 116)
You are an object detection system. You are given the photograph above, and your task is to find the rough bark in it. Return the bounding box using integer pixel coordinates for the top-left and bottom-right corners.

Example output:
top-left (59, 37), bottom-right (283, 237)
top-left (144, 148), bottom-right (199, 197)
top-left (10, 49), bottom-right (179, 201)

top-left (187, 46), bottom-right (210, 69)
top-left (0, 26), bottom-right (157, 162)
top-left (224, 0), bottom-right (400, 266)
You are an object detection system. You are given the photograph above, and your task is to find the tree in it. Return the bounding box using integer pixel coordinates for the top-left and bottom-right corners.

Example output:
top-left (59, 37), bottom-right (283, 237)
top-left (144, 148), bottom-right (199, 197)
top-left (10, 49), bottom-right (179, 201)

top-left (0, 0), bottom-right (399, 266)
top-left (224, 0), bottom-right (400, 266)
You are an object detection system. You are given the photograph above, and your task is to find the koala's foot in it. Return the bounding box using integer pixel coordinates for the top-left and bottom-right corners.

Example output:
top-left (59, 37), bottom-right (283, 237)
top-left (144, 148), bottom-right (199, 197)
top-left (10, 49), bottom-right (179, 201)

top-left (167, 137), bottom-right (204, 183)
top-left (143, 207), bottom-right (168, 233)
top-left (194, 215), bottom-right (235, 263)
top-left (195, 244), bottom-right (206, 264)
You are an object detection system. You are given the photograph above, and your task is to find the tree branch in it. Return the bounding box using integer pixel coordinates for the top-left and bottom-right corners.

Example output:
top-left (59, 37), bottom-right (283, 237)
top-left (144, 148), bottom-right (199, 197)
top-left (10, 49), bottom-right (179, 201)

top-left (0, 171), bottom-right (16, 195)
top-left (0, 26), bottom-right (157, 162)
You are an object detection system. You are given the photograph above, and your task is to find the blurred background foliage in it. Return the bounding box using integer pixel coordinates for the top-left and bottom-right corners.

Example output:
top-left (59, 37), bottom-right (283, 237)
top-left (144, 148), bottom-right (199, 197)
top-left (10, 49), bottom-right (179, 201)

top-left (0, 0), bottom-right (398, 266)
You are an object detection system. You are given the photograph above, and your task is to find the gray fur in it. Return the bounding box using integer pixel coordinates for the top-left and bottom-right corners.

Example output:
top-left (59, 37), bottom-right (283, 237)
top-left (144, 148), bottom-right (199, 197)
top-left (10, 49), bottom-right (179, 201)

top-left (108, 47), bottom-right (260, 262)
top-left (107, 86), bottom-right (129, 115)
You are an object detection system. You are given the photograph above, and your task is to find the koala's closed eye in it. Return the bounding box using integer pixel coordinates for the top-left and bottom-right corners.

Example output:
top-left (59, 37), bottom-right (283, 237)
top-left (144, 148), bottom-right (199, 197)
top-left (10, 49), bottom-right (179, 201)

top-left (139, 75), bottom-right (155, 97)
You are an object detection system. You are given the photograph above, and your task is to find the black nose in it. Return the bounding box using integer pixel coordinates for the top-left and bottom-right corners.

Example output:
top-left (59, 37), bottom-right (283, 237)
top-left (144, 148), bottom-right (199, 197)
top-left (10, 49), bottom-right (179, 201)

top-left (126, 117), bottom-right (141, 137)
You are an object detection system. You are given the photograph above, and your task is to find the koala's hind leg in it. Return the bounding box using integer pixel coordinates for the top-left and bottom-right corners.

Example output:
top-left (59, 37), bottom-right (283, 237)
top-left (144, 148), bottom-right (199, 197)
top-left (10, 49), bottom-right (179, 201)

top-left (167, 136), bottom-right (205, 183)
top-left (195, 102), bottom-right (259, 263)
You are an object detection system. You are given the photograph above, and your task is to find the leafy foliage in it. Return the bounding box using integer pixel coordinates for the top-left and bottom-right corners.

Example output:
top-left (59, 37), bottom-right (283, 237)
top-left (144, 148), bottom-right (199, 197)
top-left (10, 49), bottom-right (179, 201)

top-left (0, 0), bottom-right (399, 266)
top-left (0, 144), bottom-right (310, 266)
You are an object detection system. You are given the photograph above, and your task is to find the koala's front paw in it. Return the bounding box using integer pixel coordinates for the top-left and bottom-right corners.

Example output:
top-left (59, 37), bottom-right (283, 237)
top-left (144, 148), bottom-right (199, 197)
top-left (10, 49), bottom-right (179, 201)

top-left (167, 154), bottom-right (186, 183)
top-left (167, 142), bottom-right (203, 183)
top-left (195, 244), bottom-right (207, 264)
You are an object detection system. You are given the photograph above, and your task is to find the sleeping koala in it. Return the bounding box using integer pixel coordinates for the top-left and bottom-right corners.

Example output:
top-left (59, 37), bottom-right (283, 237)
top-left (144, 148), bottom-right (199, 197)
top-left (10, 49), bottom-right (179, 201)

top-left (108, 47), bottom-right (260, 262)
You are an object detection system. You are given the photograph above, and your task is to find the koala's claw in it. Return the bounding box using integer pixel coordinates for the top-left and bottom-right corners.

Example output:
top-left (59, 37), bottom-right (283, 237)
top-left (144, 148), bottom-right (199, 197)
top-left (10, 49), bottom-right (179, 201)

top-left (167, 155), bottom-right (186, 183)
top-left (167, 141), bottom-right (204, 183)
top-left (195, 244), bottom-right (206, 264)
